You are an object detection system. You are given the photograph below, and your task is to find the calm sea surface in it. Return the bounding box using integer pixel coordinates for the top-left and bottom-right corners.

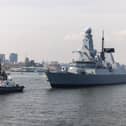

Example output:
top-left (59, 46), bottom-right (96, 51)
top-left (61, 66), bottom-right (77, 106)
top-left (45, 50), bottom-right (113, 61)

top-left (0, 72), bottom-right (126, 126)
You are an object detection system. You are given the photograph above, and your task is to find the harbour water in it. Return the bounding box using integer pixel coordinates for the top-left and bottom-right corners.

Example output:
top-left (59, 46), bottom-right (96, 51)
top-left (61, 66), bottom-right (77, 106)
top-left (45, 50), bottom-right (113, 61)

top-left (0, 72), bottom-right (126, 126)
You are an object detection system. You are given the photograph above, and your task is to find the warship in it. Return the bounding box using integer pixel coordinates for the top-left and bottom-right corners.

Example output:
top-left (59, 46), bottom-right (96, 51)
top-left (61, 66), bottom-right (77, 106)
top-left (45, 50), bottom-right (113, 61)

top-left (46, 27), bottom-right (126, 88)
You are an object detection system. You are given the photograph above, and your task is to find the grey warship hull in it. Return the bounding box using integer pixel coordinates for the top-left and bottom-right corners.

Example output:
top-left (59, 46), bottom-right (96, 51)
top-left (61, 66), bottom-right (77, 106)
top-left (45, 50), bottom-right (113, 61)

top-left (46, 72), bottom-right (126, 88)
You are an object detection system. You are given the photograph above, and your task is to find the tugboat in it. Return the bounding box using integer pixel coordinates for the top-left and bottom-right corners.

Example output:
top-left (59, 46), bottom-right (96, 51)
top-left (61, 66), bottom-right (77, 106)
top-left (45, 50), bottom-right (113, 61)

top-left (0, 63), bottom-right (24, 94)
top-left (46, 27), bottom-right (126, 88)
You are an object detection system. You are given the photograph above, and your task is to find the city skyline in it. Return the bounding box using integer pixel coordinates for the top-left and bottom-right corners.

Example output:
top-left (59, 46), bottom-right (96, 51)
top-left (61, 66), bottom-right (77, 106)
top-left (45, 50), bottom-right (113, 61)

top-left (0, 53), bottom-right (18, 63)
top-left (0, 0), bottom-right (126, 63)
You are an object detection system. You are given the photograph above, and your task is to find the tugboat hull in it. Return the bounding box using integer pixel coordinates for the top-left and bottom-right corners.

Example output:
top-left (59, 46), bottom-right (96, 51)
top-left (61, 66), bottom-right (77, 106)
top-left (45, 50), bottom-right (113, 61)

top-left (46, 72), bottom-right (126, 88)
top-left (0, 86), bottom-right (24, 94)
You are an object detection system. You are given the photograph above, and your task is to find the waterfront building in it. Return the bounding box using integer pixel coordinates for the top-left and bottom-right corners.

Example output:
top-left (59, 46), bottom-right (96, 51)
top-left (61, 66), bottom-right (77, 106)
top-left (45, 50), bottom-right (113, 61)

top-left (0, 54), bottom-right (5, 64)
top-left (9, 53), bottom-right (18, 64)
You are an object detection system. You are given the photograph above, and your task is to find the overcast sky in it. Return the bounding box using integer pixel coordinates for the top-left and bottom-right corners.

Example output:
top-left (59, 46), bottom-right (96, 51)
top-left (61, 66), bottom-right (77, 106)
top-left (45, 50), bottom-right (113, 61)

top-left (0, 0), bottom-right (126, 63)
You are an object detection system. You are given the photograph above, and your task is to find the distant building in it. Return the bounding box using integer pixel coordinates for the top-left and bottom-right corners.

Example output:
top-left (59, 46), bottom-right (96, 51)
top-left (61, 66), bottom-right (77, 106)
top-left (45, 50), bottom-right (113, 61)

top-left (25, 57), bottom-right (36, 67)
top-left (9, 53), bottom-right (18, 64)
top-left (25, 57), bottom-right (30, 66)
top-left (0, 54), bottom-right (5, 64)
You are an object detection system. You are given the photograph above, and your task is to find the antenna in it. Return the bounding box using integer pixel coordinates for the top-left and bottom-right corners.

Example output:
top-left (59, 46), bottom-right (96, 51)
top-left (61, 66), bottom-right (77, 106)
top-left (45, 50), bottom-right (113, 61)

top-left (101, 30), bottom-right (105, 60)
top-left (102, 30), bottom-right (104, 52)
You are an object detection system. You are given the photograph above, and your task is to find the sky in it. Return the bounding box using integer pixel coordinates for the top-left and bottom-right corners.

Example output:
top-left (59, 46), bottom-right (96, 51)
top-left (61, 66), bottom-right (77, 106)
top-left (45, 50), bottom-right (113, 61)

top-left (0, 0), bottom-right (126, 63)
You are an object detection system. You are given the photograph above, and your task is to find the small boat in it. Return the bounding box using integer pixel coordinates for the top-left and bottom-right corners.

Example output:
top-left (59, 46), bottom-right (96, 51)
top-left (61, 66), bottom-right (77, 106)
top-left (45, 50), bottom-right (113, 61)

top-left (0, 80), bottom-right (24, 94)
top-left (0, 63), bottom-right (24, 94)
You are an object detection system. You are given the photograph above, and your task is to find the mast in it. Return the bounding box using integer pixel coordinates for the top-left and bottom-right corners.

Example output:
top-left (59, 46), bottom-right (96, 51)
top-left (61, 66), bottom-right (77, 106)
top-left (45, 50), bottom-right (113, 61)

top-left (101, 30), bottom-right (105, 60)
top-left (102, 30), bottom-right (104, 53)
